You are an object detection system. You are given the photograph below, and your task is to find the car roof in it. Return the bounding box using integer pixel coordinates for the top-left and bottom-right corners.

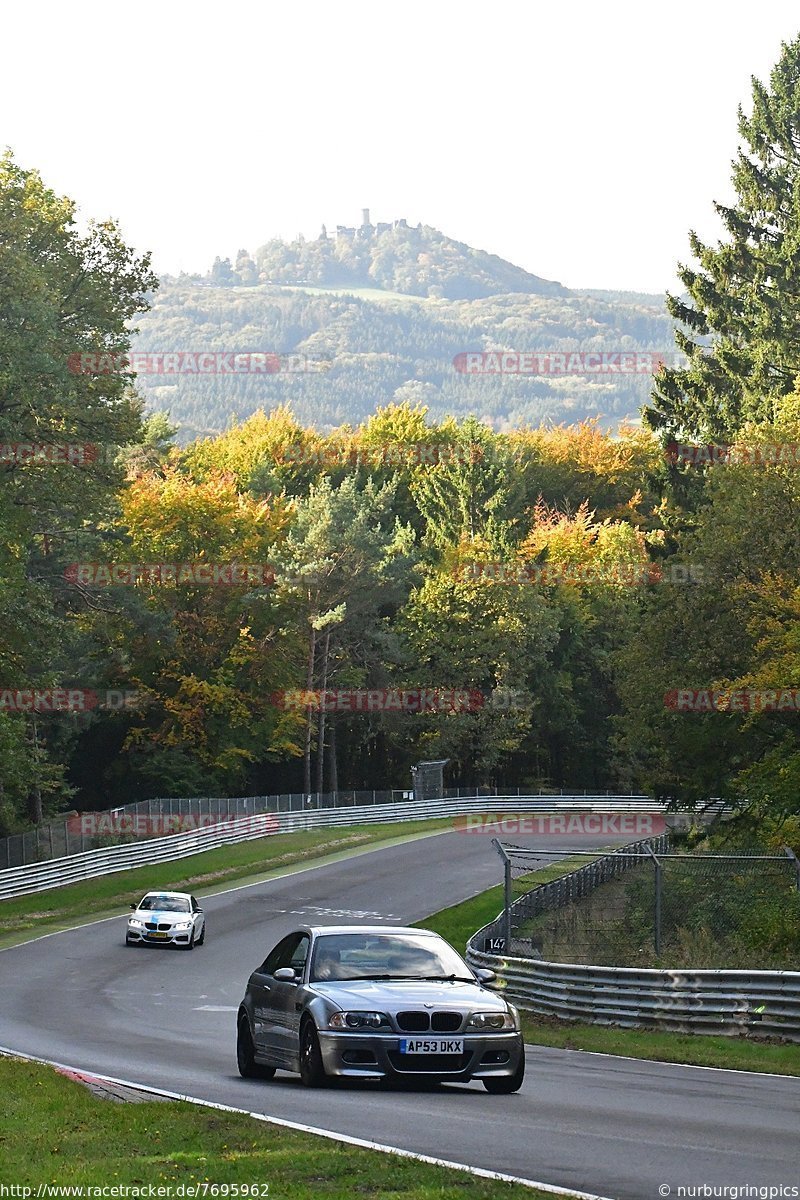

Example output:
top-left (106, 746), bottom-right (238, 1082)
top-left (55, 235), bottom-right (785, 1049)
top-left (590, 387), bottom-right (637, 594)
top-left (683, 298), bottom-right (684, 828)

top-left (141, 890), bottom-right (193, 900)
top-left (305, 925), bottom-right (442, 938)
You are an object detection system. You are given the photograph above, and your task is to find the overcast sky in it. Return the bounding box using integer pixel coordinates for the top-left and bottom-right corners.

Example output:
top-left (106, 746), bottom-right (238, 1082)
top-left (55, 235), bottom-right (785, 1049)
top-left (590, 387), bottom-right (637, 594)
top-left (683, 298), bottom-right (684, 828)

top-left (3, 0), bottom-right (798, 293)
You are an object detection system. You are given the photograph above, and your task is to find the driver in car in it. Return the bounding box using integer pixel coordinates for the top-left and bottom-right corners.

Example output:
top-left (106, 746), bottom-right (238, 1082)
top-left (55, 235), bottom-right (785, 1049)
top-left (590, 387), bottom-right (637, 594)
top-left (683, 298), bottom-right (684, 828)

top-left (315, 945), bottom-right (345, 980)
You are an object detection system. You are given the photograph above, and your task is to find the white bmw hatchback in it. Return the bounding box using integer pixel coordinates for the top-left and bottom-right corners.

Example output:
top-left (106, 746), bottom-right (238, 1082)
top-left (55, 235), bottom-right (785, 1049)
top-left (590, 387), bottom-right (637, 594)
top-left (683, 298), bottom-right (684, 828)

top-left (126, 890), bottom-right (205, 950)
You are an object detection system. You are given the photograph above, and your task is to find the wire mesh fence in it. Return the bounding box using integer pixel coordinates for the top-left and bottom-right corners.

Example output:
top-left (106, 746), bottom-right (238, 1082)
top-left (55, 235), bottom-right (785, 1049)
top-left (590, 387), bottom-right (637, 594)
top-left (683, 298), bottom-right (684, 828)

top-left (0, 784), bottom-right (637, 868)
top-left (493, 839), bottom-right (800, 970)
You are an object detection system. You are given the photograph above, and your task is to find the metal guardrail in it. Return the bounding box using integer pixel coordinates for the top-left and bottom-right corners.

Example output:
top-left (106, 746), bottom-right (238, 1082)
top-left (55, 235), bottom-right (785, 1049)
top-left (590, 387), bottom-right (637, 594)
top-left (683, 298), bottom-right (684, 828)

top-left (0, 786), bottom-right (655, 869)
top-left (0, 795), bottom-right (658, 900)
top-left (466, 947), bottom-right (800, 1040)
top-left (466, 838), bottom-right (800, 1040)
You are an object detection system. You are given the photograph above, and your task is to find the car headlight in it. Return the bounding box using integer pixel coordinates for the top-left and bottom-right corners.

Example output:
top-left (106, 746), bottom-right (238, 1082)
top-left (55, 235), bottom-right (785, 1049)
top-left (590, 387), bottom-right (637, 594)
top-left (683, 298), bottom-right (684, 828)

top-left (128, 918), bottom-right (143, 928)
top-left (466, 1010), bottom-right (517, 1030)
top-left (328, 1011), bottom-right (390, 1030)
top-left (173, 921), bottom-right (192, 930)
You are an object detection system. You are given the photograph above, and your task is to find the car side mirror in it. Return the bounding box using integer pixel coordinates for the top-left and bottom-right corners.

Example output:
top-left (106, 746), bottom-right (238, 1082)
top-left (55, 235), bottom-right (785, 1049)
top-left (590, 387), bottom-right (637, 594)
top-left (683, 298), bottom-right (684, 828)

top-left (474, 968), bottom-right (496, 984)
top-left (274, 967), bottom-right (298, 982)
top-left (129, 903), bottom-right (137, 910)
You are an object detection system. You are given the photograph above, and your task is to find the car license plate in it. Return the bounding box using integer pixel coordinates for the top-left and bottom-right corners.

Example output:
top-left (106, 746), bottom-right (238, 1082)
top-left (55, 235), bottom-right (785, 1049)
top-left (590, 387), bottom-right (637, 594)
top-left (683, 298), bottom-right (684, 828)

top-left (148, 931), bottom-right (168, 939)
top-left (399, 1038), bottom-right (463, 1054)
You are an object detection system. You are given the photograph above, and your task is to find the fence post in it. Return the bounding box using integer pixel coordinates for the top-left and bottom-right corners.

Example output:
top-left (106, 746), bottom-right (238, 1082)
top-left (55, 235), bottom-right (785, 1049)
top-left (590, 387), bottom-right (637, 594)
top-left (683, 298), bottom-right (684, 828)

top-left (491, 838), bottom-right (512, 950)
top-left (783, 846), bottom-right (800, 891)
top-left (644, 843), bottom-right (662, 956)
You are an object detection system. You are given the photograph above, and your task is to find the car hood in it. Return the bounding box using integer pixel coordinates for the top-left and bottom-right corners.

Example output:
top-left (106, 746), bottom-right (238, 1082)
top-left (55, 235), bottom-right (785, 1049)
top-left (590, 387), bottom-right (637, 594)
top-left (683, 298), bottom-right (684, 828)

top-left (309, 978), bottom-right (507, 1011)
top-left (135, 911), bottom-right (188, 922)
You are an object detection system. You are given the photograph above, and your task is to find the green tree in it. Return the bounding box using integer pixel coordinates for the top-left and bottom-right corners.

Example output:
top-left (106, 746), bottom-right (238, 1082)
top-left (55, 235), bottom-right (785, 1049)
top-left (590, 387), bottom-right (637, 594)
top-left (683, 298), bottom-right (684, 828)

top-left (0, 152), bottom-right (155, 825)
top-left (646, 37), bottom-right (800, 441)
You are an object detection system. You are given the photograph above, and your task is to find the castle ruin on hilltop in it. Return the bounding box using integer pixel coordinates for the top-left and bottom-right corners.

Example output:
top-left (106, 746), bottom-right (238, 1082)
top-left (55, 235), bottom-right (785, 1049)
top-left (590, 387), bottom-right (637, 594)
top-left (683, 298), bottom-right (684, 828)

top-left (327, 210), bottom-right (410, 241)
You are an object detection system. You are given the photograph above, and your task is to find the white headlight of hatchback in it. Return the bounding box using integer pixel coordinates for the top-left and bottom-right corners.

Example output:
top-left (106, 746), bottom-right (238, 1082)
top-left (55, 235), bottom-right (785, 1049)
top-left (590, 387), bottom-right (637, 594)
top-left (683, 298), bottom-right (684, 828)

top-left (466, 1011), bottom-right (517, 1030)
top-left (173, 921), bottom-right (192, 930)
top-left (328, 1011), bottom-right (390, 1030)
top-left (128, 918), bottom-right (143, 928)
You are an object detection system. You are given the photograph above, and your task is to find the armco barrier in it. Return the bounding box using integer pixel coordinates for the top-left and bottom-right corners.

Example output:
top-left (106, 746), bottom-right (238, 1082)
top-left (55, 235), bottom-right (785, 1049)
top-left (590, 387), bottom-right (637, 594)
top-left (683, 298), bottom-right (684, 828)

top-left (0, 786), bottom-right (662, 868)
top-left (466, 841), bottom-right (800, 1040)
top-left (0, 795), bottom-right (659, 900)
top-left (465, 946), bottom-right (800, 1040)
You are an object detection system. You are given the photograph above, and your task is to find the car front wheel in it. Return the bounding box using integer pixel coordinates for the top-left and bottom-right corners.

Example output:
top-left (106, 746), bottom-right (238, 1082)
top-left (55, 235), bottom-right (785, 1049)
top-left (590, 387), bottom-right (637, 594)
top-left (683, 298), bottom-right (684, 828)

top-left (299, 1019), bottom-right (328, 1087)
top-left (237, 1015), bottom-right (276, 1080)
top-left (482, 1051), bottom-right (525, 1094)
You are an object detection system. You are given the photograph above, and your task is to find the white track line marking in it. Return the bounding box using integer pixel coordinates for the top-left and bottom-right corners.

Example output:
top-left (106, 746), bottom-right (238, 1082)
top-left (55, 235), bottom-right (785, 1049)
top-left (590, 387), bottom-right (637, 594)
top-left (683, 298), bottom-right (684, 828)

top-left (0, 1046), bottom-right (616, 1200)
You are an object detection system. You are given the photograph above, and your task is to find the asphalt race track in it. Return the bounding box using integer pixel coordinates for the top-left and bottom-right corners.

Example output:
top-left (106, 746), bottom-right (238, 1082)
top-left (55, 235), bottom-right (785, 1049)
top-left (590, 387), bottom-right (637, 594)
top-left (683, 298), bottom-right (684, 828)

top-left (1, 829), bottom-right (799, 1199)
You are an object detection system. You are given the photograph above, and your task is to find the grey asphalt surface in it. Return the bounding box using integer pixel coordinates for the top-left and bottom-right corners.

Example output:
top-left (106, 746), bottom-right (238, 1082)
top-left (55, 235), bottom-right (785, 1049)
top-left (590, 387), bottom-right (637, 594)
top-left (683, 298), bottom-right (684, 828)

top-left (1, 828), bottom-right (799, 1200)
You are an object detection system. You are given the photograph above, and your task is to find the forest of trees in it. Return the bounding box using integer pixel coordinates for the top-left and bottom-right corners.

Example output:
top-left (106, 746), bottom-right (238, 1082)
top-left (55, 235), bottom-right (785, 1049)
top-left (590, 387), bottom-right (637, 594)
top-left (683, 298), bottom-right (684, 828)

top-left (211, 219), bottom-right (568, 300)
top-left (132, 279), bottom-right (674, 442)
top-left (2, 33), bottom-right (800, 855)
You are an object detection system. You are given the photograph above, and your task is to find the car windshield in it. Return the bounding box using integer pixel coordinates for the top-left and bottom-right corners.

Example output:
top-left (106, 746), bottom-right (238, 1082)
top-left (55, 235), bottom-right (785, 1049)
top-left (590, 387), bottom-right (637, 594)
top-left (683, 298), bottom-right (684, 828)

top-left (138, 895), bottom-right (190, 912)
top-left (309, 932), bottom-right (473, 983)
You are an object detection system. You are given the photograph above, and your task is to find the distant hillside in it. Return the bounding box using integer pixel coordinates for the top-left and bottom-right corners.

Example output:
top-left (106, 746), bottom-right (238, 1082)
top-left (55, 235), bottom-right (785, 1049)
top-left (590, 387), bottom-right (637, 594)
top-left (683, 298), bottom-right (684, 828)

top-left (206, 216), bottom-right (569, 301)
top-left (133, 219), bottom-right (676, 442)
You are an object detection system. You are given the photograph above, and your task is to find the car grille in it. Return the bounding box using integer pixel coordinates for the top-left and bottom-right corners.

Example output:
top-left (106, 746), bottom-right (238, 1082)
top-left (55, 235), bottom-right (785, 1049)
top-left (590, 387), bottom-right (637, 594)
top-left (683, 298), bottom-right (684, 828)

top-left (395, 1011), bottom-right (463, 1032)
top-left (145, 922), bottom-right (172, 931)
top-left (396, 1011), bottom-right (429, 1032)
top-left (388, 1051), bottom-right (471, 1073)
top-left (431, 1012), bottom-right (462, 1032)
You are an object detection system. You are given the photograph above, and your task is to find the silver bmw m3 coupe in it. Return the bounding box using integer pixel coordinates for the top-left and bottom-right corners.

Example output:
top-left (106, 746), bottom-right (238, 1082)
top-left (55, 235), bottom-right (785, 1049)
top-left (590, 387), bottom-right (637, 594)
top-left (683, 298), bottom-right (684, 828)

top-left (236, 925), bottom-right (524, 1092)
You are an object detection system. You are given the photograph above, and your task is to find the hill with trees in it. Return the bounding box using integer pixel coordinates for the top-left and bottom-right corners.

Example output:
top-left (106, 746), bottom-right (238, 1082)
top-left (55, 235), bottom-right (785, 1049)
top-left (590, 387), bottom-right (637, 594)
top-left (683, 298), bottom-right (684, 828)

top-left (4, 32), bottom-right (800, 862)
top-left (132, 230), bottom-right (676, 442)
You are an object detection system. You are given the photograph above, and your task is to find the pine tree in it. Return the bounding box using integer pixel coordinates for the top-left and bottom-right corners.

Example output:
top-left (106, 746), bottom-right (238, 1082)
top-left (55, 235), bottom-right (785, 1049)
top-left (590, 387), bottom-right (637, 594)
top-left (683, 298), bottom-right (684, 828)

top-left (645, 36), bottom-right (800, 441)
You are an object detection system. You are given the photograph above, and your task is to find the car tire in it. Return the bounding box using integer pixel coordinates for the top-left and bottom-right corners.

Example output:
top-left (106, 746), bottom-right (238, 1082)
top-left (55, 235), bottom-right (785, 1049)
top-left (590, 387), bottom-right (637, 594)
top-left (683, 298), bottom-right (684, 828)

top-left (299, 1018), bottom-right (328, 1088)
top-left (125, 935), bottom-right (135, 946)
top-left (482, 1052), bottom-right (525, 1094)
top-left (196, 923), bottom-right (205, 946)
top-left (182, 931), bottom-right (195, 951)
top-left (237, 1015), bottom-right (276, 1080)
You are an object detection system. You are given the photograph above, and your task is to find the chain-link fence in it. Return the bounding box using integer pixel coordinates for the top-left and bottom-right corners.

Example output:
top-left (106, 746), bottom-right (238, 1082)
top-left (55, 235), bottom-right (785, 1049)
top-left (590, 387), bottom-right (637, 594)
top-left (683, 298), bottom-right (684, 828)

top-left (491, 839), bottom-right (800, 970)
top-left (0, 785), bottom-right (641, 868)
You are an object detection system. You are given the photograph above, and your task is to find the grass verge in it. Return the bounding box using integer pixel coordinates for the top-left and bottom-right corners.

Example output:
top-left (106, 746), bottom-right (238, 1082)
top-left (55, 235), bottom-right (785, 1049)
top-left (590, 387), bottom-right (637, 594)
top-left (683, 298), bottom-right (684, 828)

top-left (0, 1056), bottom-right (572, 1199)
top-left (416, 856), bottom-right (595, 951)
top-left (0, 819), bottom-right (453, 950)
top-left (418, 861), bottom-right (800, 1077)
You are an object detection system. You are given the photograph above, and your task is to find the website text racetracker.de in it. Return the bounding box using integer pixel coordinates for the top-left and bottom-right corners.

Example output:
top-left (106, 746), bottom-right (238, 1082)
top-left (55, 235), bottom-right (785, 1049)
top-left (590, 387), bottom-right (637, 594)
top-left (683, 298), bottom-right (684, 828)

top-left (66, 812), bottom-right (280, 838)
top-left (65, 563), bottom-right (274, 587)
top-left (66, 351), bottom-right (314, 374)
top-left (454, 812), bottom-right (667, 835)
top-left (269, 688), bottom-right (529, 713)
top-left (453, 350), bottom-right (681, 374)
top-left (0, 1187), bottom-right (269, 1199)
top-left (0, 689), bottom-right (138, 713)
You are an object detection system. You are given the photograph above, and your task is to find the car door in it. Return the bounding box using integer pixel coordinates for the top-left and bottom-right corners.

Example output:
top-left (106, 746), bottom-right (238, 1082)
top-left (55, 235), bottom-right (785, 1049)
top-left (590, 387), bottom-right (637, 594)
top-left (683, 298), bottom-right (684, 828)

top-left (250, 934), bottom-right (304, 1065)
top-left (270, 933), bottom-right (310, 1063)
